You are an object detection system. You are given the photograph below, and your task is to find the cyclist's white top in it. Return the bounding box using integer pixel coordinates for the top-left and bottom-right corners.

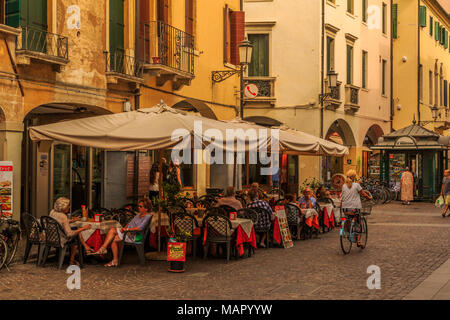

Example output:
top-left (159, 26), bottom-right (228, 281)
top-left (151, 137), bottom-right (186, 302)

top-left (341, 183), bottom-right (362, 209)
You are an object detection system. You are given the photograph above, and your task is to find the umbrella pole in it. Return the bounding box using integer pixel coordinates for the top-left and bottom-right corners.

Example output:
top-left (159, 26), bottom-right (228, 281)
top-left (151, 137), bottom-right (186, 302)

top-left (233, 152), bottom-right (237, 188)
top-left (158, 150), bottom-right (163, 252)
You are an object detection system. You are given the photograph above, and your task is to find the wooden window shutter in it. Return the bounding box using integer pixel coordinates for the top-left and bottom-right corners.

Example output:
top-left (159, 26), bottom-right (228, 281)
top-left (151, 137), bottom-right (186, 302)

top-left (392, 4), bottom-right (398, 39)
top-left (185, 0), bottom-right (194, 35)
top-left (444, 80), bottom-right (448, 107)
top-left (229, 10), bottom-right (245, 66)
top-left (5, 0), bottom-right (21, 27)
top-left (419, 6), bottom-right (426, 27)
top-left (444, 30), bottom-right (448, 49)
top-left (430, 17), bottom-right (433, 36)
top-left (435, 21), bottom-right (440, 41)
top-left (347, 45), bottom-right (353, 85)
top-left (109, 0), bottom-right (124, 53)
top-left (223, 5), bottom-right (230, 63)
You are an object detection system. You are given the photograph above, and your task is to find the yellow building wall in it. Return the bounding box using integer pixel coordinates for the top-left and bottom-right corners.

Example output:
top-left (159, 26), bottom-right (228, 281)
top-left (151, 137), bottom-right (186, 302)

top-left (393, 0), bottom-right (450, 132)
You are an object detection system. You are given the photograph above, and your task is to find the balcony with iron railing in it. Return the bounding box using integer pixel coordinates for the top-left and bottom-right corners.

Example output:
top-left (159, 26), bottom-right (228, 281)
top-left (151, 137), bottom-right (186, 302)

top-left (139, 21), bottom-right (195, 90)
top-left (323, 80), bottom-right (342, 110)
top-left (105, 50), bottom-right (144, 84)
top-left (243, 77), bottom-right (276, 105)
top-left (16, 25), bottom-right (69, 72)
top-left (344, 84), bottom-right (360, 113)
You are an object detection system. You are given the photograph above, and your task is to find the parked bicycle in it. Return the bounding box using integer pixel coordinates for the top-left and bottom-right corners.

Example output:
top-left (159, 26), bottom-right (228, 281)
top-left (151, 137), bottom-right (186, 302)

top-left (0, 217), bottom-right (21, 269)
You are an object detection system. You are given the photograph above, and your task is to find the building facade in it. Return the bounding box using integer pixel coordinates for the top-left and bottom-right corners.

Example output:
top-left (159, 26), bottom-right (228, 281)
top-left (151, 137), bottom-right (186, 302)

top-left (392, 0), bottom-right (450, 132)
top-left (243, 0), bottom-right (392, 188)
top-left (0, 0), bottom-right (244, 219)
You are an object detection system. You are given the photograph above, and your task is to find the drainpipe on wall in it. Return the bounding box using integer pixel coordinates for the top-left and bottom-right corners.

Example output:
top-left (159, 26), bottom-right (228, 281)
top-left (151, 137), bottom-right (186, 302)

top-left (417, 0), bottom-right (421, 124)
top-left (390, 0), bottom-right (394, 132)
top-left (136, 0), bottom-right (140, 62)
top-left (320, 0), bottom-right (325, 139)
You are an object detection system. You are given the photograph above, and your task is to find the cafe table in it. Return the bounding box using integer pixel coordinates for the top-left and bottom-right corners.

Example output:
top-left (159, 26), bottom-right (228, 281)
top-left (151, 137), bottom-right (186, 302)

top-left (149, 212), bottom-right (171, 248)
top-left (317, 202), bottom-right (336, 230)
top-left (70, 219), bottom-right (122, 252)
top-left (196, 216), bottom-right (257, 257)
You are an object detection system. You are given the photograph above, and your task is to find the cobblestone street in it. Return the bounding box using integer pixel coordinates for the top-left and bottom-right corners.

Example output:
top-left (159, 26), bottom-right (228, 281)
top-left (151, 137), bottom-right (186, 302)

top-left (1, 202), bottom-right (449, 300)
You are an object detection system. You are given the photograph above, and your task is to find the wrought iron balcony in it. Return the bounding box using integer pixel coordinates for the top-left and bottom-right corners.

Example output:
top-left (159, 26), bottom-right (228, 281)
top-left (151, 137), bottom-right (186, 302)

top-left (344, 84), bottom-right (360, 113)
top-left (243, 77), bottom-right (276, 105)
top-left (139, 21), bottom-right (195, 89)
top-left (105, 51), bottom-right (144, 84)
top-left (16, 25), bottom-right (69, 71)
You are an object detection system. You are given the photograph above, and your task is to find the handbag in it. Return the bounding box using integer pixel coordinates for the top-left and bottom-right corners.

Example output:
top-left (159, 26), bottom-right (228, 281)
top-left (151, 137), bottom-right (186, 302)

top-left (435, 195), bottom-right (445, 208)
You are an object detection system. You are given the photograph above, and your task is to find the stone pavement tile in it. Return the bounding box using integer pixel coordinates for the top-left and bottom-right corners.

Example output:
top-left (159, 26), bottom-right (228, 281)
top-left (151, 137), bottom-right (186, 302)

top-left (433, 281), bottom-right (450, 300)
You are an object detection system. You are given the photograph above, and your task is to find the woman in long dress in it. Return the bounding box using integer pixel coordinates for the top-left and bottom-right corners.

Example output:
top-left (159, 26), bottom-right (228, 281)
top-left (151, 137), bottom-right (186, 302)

top-left (401, 167), bottom-right (414, 205)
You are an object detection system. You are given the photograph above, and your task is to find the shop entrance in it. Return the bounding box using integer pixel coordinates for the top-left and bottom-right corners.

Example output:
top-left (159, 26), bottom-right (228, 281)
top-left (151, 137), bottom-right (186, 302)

top-left (22, 104), bottom-right (110, 217)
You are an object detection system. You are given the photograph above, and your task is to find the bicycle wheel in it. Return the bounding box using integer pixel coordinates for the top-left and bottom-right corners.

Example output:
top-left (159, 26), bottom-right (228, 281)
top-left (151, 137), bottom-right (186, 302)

top-left (359, 216), bottom-right (368, 249)
top-left (340, 220), bottom-right (352, 254)
top-left (5, 229), bottom-right (20, 266)
top-left (0, 238), bottom-right (8, 270)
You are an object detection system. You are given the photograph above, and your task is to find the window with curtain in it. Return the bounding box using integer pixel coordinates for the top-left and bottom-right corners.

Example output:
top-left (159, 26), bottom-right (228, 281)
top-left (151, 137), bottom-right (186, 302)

top-left (248, 34), bottom-right (269, 77)
top-left (346, 45), bottom-right (353, 85)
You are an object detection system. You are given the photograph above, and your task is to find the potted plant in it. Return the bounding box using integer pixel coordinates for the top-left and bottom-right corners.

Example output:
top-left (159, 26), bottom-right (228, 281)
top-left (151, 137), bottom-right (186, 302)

top-left (167, 227), bottom-right (191, 273)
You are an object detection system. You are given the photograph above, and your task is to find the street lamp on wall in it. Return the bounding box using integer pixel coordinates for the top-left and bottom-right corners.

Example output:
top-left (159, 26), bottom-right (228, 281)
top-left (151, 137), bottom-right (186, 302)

top-left (211, 39), bottom-right (254, 119)
top-left (319, 68), bottom-right (339, 104)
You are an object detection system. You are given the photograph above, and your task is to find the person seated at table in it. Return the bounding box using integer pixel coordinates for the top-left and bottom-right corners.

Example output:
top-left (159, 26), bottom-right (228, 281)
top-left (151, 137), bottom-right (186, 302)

top-left (215, 186), bottom-right (243, 211)
top-left (92, 198), bottom-right (153, 267)
top-left (298, 188), bottom-right (316, 209)
top-left (315, 185), bottom-right (327, 201)
top-left (247, 189), bottom-right (274, 248)
top-left (322, 190), bottom-right (335, 206)
top-left (49, 197), bottom-right (92, 265)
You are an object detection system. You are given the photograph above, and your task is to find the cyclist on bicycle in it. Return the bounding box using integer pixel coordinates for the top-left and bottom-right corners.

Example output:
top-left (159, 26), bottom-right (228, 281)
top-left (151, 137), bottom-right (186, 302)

top-left (341, 170), bottom-right (372, 248)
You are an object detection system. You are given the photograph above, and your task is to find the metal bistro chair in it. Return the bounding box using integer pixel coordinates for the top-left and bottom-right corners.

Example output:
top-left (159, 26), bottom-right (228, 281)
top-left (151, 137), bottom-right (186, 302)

top-left (22, 213), bottom-right (45, 266)
top-left (202, 213), bottom-right (234, 263)
top-left (236, 208), bottom-right (258, 257)
top-left (285, 204), bottom-right (302, 240)
top-left (249, 207), bottom-right (272, 249)
top-left (117, 214), bottom-right (153, 267)
top-left (40, 216), bottom-right (84, 270)
top-left (172, 212), bottom-right (200, 258)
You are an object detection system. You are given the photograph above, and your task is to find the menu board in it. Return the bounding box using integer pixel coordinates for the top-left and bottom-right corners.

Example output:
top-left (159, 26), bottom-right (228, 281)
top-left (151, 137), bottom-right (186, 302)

top-left (368, 152), bottom-right (380, 180)
top-left (274, 206), bottom-right (293, 249)
top-left (0, 162), bottom-right (13, 218)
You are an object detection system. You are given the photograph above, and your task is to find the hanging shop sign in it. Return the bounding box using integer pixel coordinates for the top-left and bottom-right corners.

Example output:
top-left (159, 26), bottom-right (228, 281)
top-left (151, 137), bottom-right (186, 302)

top-left (244, 83), bottom-right (259, 99)
top-left (0, 161), bottom-right (13, 218)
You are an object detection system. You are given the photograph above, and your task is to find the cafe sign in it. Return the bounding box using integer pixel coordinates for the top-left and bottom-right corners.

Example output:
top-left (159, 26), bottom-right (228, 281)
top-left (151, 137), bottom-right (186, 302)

top-left (167, 242), bottom-right (187, 262)
top-left (0, 161), bottom-right (13, 217)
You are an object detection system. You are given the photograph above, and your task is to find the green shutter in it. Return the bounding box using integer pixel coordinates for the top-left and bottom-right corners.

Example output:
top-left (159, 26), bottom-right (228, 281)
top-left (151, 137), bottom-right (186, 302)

top-left (5, 0), bottom-right (20, 27)
top-left (445, 30), bottom-right (449, 49)
top-left (248, 34), bottom-right (269, 77)
top-left (109, 0), bottom-right (124, 53)
top-left (441, 27), bottom-right (445, 45)
top-left (444, 80), bottom-right (448, 107)
top-left (419, 6), bottom-right (426, 27)
top-left (430, 17), bottom-right (433, 36)
top-left (435, 21), bottom-right (440, 41)
top-left (28, 0), bottom-right (47, 30)
top-left (392, 4), bottom-right (398, 39)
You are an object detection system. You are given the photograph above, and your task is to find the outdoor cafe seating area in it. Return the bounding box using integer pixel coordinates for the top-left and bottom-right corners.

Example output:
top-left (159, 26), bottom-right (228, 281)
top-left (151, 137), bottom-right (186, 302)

top-left (20, 189), bottom-right (343, 270)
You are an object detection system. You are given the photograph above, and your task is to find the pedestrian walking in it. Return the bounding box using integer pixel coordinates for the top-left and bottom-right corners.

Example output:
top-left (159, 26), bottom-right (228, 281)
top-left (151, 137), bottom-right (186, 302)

top-left (440, 170), bottom-right (450, 218)
top-left (400, 167), bottom-right (414, 205)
